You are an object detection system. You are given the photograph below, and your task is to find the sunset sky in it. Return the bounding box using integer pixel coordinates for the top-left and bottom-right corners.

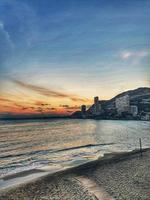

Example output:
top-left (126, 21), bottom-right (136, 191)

top-left (0, 0), bottom-right (150, 116)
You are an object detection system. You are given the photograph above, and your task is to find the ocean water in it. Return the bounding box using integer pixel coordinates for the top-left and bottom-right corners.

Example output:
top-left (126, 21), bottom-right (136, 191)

top-left (0, 119), bottom-right (150, 178)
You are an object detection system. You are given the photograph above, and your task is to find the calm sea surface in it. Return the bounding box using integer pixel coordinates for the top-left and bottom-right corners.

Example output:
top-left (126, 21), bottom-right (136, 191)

top-left (0, 119), bottom-right (150, 178)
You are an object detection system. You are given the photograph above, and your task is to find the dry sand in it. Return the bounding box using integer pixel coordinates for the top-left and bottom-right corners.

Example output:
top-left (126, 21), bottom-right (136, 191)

top-left (0, 149), bottom-right (150, 200)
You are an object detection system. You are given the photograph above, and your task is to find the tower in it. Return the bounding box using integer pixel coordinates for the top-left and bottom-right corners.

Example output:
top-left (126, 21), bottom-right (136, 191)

top-left (93, 96), bottom-right (101, 115)
top-left (81, 105), bottom-right (86, 118)
top-left (94, 96), bottom-right (99, 104)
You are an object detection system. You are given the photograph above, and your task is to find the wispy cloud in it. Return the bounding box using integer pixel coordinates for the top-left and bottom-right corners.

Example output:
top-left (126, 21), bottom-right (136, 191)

top-left (0, 20), bottom-right (14, 66)
top-left (0, 97), bottom-right (14, 103)
top-left (35, 101), bottom-right (51, 106)
top-left (59, 104), bottom-right (80, 109)
top-left (12, 79), bottom-right (88, 102)
top-left (120, 50), bottom-right (150, 60)
top-left (0, 21), bottom-right (14, 48)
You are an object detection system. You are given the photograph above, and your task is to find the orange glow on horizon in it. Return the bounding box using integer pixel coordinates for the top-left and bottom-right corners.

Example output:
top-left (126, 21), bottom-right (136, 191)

top-left (1, 79), bottom-right (148, 117)
top-left (0, 92), bottom-right (92, 116)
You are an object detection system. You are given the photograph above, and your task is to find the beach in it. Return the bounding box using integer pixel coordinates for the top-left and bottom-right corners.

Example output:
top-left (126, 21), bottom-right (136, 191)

top-left (0, 148), bottom-right (150, 200)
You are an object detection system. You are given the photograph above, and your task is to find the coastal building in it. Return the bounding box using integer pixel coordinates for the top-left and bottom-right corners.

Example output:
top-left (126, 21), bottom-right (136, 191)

top-left (93, 96), bottom-right (101, 115)
top-left (94, 96), bottom-right (99, 104)
top-left (141, 112), bottom-right (150, 121)
top-left (115, 95), bottom-right (130, 115)
top-left (130, 105), bottom-right (138, 117)
top-left (81, 105), bottom-right (86, 118)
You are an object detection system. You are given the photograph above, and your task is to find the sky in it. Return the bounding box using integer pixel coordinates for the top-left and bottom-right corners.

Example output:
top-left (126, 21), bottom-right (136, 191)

top-left (0, 0), bottom-right (150, 116)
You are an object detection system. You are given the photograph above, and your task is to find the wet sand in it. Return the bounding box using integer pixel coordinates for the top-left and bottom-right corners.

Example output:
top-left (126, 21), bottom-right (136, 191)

top-left (0, 149), bottom-right (150, 200)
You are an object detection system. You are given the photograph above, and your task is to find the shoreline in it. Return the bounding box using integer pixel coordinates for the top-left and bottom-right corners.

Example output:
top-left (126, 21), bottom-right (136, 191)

top-left (1, 117), bottom-right (150, 122)
top-left (0, 147), bottom-right (149, 199)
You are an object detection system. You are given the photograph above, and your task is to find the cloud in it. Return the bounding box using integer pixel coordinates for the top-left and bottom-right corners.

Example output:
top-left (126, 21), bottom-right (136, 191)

top-left (0, 97), bottom-right (14, 103)
top-left (120, 50), bottom-right (150, 60)
top-left (59, 104), bottom-right (80, 109)
top-left (21, 107), bottom-right (28, 110)
top-left (34, 106), bottom-right (57, 113)
top-left (0, 21), bottom-right (14, 66)
top-left (35, 101), bottom-right (51, 106)
top-left (59, 104), bottom-right (69, 108)
top-left (51, 108), bottom-right (56, 110)
top-left (12, 79), bottom-right (88, 102)
top-left (0, 21), bottom-right (13, 47)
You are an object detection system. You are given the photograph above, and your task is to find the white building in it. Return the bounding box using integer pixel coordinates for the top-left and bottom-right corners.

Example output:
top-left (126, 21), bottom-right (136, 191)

top-left (141, 112), bottom-right (150, 121)
top-left (115, 95), bottom-right (130, 115)
top-left (130, 105), bottom-right (138, 117)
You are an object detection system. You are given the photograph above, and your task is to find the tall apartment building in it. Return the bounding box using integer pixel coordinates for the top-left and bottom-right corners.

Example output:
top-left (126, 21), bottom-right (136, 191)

top-left (81, 105), bottom-right (86, 118)
top-left (93, 96), bottom-right (101, 115)
top-left (115, 95), bottom-right (130, 115)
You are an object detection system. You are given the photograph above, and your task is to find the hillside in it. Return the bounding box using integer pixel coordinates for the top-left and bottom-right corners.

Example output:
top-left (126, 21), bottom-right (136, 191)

top-left (111, 87), bottom-right (150, 102)
top-left (72, 87), bottom-right (150, 118)
top-left (95, 87), bottom-right (150, 110)
top-left (107, 87), bottom-right (150, 112)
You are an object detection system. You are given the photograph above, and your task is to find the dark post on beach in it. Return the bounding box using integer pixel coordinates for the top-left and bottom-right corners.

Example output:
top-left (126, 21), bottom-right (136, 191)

top-left (139, 138), bottom-right (142, 157)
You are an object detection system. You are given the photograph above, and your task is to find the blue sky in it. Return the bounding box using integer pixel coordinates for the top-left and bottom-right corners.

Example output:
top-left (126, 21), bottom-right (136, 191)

top-left (0, 0), bottom-right (150, 114)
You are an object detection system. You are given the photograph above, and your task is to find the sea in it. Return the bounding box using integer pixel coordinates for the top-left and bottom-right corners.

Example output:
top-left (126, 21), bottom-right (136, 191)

top-left (0, 119), bottom-right (150, 180)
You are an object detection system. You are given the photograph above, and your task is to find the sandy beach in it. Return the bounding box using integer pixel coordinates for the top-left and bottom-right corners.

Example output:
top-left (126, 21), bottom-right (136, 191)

top-left (0, 149), bottom-right (150, 200)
